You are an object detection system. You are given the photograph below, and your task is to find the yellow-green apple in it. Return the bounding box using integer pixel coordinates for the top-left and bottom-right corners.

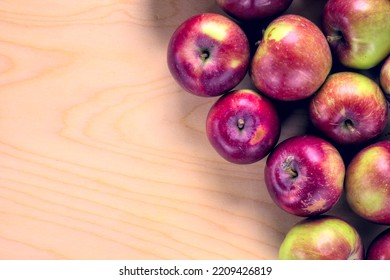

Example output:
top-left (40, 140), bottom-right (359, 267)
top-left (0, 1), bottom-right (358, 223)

top-left (206, 89), bottom-right (280, 164)
top-left (264, 135), bottom-right (345, 216)
top-left (380, 56), bottom-right (390, 101)
top-left (215, 0), bottom-right (293, 21)
top-left (322, 0), bottom-right (390, 70)
top-left (167, 13), bottom-right (250, 97)
top-left (366, 228), bottom-right (390, 260)
top-left (345, 140), bottom-right (390, 224)
top-left (309, 72), bottom-right (388, 145)
top-left (250, 14), bottom-right (332, 101)
top-left (279, 216), bottom-right (364, 260)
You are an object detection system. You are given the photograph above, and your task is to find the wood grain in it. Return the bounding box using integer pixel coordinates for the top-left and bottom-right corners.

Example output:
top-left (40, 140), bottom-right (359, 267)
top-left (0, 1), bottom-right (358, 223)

top-left (0, 0), bottom-right (387, 260)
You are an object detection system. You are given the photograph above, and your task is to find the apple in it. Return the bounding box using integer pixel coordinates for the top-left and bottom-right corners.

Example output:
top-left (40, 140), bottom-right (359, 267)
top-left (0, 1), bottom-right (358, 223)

top-left (264, 135), bottom-right (345, 217)
top-left (167, 13), bottom-right (250, 97)
top-left (366, 228), bottom-right (390, 260)
top-left (206, 89), bottom-right (280, 164)
top-left (322, 0), bottom-right (390, 70)
top-left (215, 0), bottom-right (293, 21)
top-left (380, 56), bottom-right (390, 102)
top-left (279, 216), bottom-right (364, 260)
top-left (309, 72), bottom-right (388, 145)
top-left (345, 140), bottom-right (390, 225)
top-left (250, 14), bottom-right (332, 101)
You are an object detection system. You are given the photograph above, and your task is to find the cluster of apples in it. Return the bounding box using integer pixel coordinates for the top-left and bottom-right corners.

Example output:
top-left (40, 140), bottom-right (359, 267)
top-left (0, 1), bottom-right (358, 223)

top-left (167, 0), bottom-right (390, 259)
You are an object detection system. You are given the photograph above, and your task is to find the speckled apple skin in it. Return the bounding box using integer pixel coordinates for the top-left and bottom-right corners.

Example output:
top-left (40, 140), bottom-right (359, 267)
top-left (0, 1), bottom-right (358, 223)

top-left (309, 72), bottom-right (388, 145)
top-left (322, 0), bottom-right (390, 70)
top-left (206, 89), bottom-right (280, 164)
top-left (264, 135), bottom-right (345, 216)
top-left (279, 216), bottom-right (364, 260)
top-left (346, 140), bottom-right (390, 224)
top-left (216, 0), bottom-right (293, 21)
top-left (250, 14), bottom-right (332, 101)
top-left (167, 13), bottom-right (250, 97)
top-left (366, 228), bottom-right (390, 260)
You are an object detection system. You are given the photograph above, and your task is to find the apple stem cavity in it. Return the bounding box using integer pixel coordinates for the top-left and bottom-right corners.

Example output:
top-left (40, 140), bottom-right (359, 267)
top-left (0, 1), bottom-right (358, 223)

top-left (326, 32), bottom-right (344, 44)
top-left (237, 118), bottom-right (245, 130)
top-left (282, 156), bottom-right (298, 179)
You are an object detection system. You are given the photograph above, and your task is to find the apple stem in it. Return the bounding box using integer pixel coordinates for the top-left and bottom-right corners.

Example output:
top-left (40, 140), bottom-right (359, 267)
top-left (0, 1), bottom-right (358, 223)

top-left (344, 119), bottom-right (355, 132)
top-left (327, 35), bottom-right (343, 43)
top-left (200, 50), bottom-right (210, 61)
top-left (282, 156), bottom-right (298, 179)
top-left (237, 118), bottom-right (245, 130)
top-left (286, 167), bottom-right (298, 179)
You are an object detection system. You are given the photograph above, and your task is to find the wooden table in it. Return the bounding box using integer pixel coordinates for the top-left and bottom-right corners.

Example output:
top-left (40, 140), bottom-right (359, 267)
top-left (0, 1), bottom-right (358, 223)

top-left (0, 0), bottom-right (388, 260)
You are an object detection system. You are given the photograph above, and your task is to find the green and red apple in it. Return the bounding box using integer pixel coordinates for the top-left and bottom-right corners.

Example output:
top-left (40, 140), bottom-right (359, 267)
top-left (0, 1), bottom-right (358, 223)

top-left (251, 14), bottom-right (332, 101)
top-left (279, 216), bottom-right (364, 260)
top-left (322, 0), bottom-right (390, 69)
top-left (309, 72), bottom-right (388, 145)
top-left (345, 140), bottom-right (390, 224)
top-left (167, 13), bottom-right (250, 97)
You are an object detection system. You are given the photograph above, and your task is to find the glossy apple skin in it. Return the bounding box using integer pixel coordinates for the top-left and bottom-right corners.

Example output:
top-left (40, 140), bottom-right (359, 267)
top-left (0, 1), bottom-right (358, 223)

top-left (322, 0), bottom-right (390, 70)
top-left (381, 56), bottom-right (390, 102)
top-left (309, 72), bottom-right (388, 145)
top-left (279, 216), bottom-right (364, 260)
top-left (215, 0), bottom-right (293, 21)
top-left (264, 135), bottom-right (345, 216)
top-left (345, 140), bottom-right (390, 225)
top-left (206, 89), bottom-right (280, 164)
top-left (250, 14), bottom-right (332, 101)
top-left (167, 13), bottom-right (250, 97)
top-left (366, 228), bottom-right (390, 260)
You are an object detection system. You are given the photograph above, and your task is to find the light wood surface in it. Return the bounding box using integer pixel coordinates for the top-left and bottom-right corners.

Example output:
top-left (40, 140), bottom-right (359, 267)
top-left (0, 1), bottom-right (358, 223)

top-left (0, 0), bottom-right (388, 260)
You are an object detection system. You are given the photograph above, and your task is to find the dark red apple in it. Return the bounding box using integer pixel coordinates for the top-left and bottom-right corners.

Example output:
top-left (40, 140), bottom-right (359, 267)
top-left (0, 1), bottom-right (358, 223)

top-left (309, 72), bottom-right (388, 145)
top-left (322, 0), bottom-right (390, 70)
top-left (206, 89), bottom-right (280, 164)
top-left (279, 216), bottom-right (364, 260)
top-left (264, 135), bottom-right (345, 216)
top-left (250, 14), bottom-right (332, 101)
top-left (345, 140), bottom-right (390, 225)
top-left (366, 228), bottom-right (390, 260)
top-left (167, 13), bottom-right (250, 97)
top-left (215, 0), bottom-right (293, 21)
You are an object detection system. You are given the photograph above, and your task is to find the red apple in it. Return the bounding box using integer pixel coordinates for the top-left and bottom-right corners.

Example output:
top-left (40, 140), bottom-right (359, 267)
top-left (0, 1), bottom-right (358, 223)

top-left (215, 0), bottom-right (293, 21)
top-left (279, 216), bottom-right (364, 260)
top-left (345, 140), bottom-right (390, 225)
top-left (206, 89), bottom-right (280, 164)
top-left (380, 56), bottom-right (390, 102)
top-left (250, 14), bottom-right (332, 101)
top-left (309, 72), bottom-right (388, 145)
top-left (264, 135), bottom-right (345, 216)
top-left (322, 0), bottom-right (390, 70)
top-left (167, 13), bottom-right (250, 97)
top-left (366, 228), bottom-right (390, 260)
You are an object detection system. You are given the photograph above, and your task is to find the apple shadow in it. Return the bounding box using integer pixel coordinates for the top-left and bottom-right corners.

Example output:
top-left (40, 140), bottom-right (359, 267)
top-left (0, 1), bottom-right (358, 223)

top-left (146, 0), bottom-right (221, 45)
top-left (328, 192), bottom-right (389, 255)
top-left (285, 0), bottom-right (328, 27)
